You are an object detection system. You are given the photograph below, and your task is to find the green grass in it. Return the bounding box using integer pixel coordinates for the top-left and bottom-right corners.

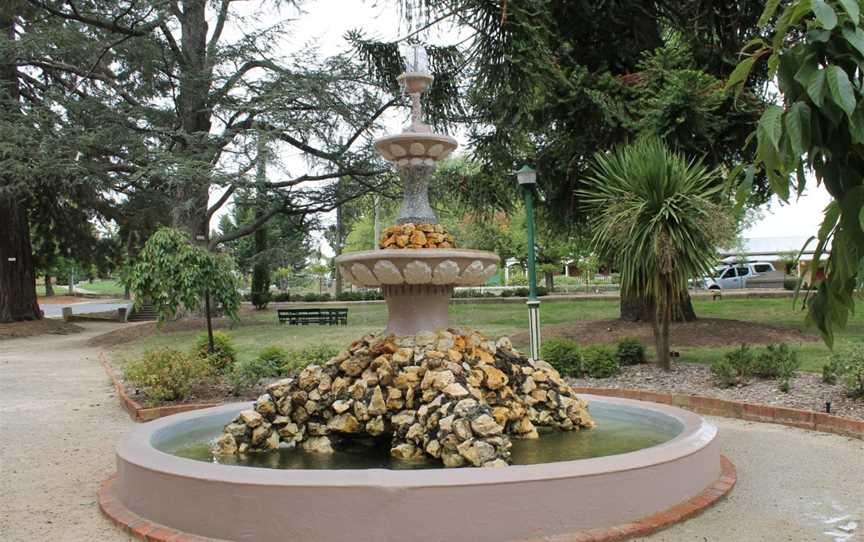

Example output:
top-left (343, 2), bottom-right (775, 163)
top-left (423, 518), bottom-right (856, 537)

top-left (36, 279), bottom-right (126, 297)
top-left (110, 297), bottom-right (863, 374)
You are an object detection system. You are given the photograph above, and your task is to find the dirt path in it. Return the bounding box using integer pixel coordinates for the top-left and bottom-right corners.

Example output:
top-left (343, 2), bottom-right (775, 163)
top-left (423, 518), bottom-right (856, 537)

top-left (0, 323), bottom-right (861, 542)
top-left (0, 322), bottom-right (133, 541)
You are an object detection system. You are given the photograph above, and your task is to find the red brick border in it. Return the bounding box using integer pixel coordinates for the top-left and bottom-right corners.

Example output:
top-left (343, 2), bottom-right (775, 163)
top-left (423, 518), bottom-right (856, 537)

top-left (99, 456), bottom-right (736, 542)
top-left (572, 388), bottom-right (864, 440)
top-left (99, 353), bottom-right (220, 422)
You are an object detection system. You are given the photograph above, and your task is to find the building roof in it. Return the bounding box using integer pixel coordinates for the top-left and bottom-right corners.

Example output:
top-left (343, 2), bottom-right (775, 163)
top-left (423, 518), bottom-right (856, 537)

top-left (719, 236), bottom-right (820, 258)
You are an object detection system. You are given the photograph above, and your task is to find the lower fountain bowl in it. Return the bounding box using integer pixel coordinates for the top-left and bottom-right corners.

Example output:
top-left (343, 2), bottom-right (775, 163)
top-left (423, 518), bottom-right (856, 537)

top-left (108, 395), bottom-right (722, 542)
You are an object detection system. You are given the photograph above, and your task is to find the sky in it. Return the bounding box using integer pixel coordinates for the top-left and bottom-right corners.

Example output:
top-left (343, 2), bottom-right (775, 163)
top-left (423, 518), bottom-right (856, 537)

top-left (215, 0), bottom-right (826, 255)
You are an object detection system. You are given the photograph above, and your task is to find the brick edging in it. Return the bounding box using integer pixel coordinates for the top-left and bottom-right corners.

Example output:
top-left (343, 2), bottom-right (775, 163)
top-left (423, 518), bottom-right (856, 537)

top-left (572, 387), bottom-right (864, 440)
top-left (98, 456), bottom-right (736, 542)
top-left (99, 352), bottom-right (220, 422)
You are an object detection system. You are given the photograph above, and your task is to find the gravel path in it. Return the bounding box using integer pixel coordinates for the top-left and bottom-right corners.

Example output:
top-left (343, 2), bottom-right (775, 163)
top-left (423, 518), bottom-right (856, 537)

top-left (0, 322), bottom-right (134, 541)
top-left (0, 324), bottom-right (861, 542)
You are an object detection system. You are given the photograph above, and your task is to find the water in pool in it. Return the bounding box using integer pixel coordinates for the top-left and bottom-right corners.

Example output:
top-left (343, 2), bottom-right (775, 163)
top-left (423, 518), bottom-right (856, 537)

top-left (160, 402), bottom-right (682, 470)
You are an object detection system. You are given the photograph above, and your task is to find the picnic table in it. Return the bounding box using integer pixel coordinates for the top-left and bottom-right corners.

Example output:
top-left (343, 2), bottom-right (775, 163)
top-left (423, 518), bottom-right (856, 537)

top-left (277, 308), bottom-right (348, 326)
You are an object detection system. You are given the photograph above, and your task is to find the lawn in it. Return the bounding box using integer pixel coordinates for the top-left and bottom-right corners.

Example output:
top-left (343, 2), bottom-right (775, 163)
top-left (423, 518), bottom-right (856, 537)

top-left (110, 297), bottom-right (863, 373)
top-left (36, 278), bottom-right (126, 297)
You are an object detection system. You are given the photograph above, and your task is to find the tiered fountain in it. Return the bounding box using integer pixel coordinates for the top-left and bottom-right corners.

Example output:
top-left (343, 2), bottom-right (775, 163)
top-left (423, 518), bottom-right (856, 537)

top-left (102, 47), bottom-right (728, 542)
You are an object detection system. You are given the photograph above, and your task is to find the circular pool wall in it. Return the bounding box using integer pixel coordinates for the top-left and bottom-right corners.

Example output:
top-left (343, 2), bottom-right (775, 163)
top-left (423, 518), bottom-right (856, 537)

top-left (112, 395), bottom-right (721, 542)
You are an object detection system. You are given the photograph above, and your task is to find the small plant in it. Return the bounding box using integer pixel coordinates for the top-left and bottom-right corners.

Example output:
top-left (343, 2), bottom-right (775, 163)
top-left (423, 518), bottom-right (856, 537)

top-left (124, 348), bottom-right (209, 402)
top-left (282, 344), bottom-right (341, 372)
top-left (827, 345), bottom-right (864, 398)
top-left (616, 337), bottom-right (647, 365)
top-left (226, 346), bottom-right (288, 394)
top-left (540, 338), bottom-right (582, 376)
top-left (753, 344), bottom-right (800, 392)
top-left (193, 330), bottom-right (237, 374)
top-left (582, 345), bottom-right (620, 378)
top-left (822, 356), bottom-right (844, 385)
top-left (712, 345), bottom-right (753, 388)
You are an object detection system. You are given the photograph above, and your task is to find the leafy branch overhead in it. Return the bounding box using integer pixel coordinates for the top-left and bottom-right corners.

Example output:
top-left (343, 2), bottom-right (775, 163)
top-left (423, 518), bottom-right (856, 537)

top-left (728, 0), bottom-right (864, 346)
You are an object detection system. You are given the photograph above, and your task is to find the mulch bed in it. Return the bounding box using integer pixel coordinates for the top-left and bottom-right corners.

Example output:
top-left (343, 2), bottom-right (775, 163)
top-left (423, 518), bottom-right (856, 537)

top-left (569, 363), bottom-right (864, 421)
top-left (122, 378), bottom-right (259, 409)
top-left (0, 319), bottom-right (84, 340)
top-left (514, 317), bottom-right (817, 348)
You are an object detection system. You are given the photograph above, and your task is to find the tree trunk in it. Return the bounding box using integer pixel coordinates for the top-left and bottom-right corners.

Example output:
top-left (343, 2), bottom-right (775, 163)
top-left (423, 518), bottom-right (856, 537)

top-left (44, 274), bottom-right (54, 297)
top-left (172, 0), bottom-right (214, 241)
top-left (620, 291), bottom-right (696, 322)
top-left (0, 6), bottom-right (41, 322)
top-left (544, 271), bottom-right (554, 291)
top-left (0, 194), bottom-right (42, 322)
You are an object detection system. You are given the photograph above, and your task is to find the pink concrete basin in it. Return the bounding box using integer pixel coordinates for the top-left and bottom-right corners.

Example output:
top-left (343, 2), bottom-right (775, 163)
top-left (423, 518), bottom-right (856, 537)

top-left (112, 395), bottom-right (721, 541)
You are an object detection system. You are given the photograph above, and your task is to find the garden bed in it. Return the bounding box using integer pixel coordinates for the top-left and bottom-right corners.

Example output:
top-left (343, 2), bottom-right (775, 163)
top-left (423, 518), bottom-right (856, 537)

top-left (569, 363), bottom-right (864, 421)
top-left (515, 317), bottom-right (817, 348)
top-left (0, 319), bottom-right (83, 340)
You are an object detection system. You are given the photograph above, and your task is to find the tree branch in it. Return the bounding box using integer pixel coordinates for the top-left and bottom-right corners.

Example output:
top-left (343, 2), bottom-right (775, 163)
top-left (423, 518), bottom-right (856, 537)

top-left (27, 0), bottom-right (163, 36)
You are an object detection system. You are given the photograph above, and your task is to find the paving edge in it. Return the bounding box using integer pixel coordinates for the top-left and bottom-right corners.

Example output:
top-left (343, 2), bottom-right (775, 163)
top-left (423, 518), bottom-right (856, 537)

top-left (570, 387), bottom-right (864, 441)
top-left (98, 352), bottom-right (221, 422)
top-left (98, 455), bottom-right (736, 542)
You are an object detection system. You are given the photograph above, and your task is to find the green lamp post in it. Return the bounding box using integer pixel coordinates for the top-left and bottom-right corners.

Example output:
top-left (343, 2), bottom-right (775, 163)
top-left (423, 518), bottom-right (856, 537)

top-left (516, 165), bottom-right (541, 361)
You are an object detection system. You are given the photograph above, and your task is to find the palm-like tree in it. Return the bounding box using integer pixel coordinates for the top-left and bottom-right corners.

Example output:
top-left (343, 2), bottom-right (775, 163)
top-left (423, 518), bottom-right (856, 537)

top-left (579, 139), bottom-right (734, 369)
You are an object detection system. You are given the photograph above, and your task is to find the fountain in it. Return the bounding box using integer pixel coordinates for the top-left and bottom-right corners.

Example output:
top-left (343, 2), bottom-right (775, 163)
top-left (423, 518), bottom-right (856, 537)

top-left (101, 46), bottom-right (728, 542)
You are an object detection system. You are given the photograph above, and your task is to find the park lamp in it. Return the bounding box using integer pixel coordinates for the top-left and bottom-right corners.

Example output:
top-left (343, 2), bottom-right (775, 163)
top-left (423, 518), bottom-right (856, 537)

top-left (515, 164), bottom-right (540, 362)
top-left (516, 164), bottom-right (537, 186)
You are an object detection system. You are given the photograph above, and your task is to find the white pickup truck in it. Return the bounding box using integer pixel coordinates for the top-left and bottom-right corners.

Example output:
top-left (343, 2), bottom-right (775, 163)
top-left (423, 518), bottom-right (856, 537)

top-left (703, 262), bottom-right (776, 290)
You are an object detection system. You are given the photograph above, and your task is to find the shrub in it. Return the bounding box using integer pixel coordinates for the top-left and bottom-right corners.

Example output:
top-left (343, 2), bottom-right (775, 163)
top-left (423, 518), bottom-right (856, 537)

top-left (282, 344), bottom-right (341, 372)
top-left (828, 345), bottom-right (864, 398)
top-left (753, 344), bottom-right (800, 392)
top-left (711, 345), bottom-right (753, 388)
top-left (124, 348), bottom-right (209, 402)
top-left (582, 345), bottom-right (620, 378)
top-left (271, 292), bottom-right (292, 302)
top-left (823, 356), bottom-right (844, 385)
top-left (193, 330), bottom-right (237, 374)
top-left (540, 338), bottom-right (582, 376)
top-left (227, 346), bottom-right (287, 394)
top-left (616, 337), bottom-right (647, 365)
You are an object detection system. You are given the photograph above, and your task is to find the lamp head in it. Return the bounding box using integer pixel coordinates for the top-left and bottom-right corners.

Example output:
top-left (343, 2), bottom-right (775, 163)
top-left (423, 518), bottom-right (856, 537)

top-left (516, 165), bottom-right (537, 186)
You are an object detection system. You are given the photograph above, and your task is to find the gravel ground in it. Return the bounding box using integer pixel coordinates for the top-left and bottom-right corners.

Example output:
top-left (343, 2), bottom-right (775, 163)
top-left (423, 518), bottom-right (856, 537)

top-left (571, 363), bottom-right (864, 420)
top-left (0, 322), bottom-right (134, 541)
top-left (0, 323), bottom-right (861, 542)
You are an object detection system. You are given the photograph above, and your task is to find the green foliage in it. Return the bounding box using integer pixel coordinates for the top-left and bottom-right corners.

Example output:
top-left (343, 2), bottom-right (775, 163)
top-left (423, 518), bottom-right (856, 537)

top-left (227, 346), bottom-right (287, 394)
top-left (712, 345), bottom-right (754, 388)
top-left (827, 345), bottom-right (864, 397)
top-left (123, 349), bottom-right (209, 402)
top-left (282, 345), bottom-right (341, 372)
top-left (732, 0), bottom-right (864, 346)
top-left (540, 338), bottom-right (582, 376)
top-left (582, 345), bottom-right (620, 378)
top-left (193, 331), bottom-right (237, 375)
top-left (754, 343), bottom-right (801, 392)
top-left (128, 228), bottom-right (240, 322)
top-left (579, 138), bottom-right (735, 367)
top-left (616, 337), bottom-right (647, 365)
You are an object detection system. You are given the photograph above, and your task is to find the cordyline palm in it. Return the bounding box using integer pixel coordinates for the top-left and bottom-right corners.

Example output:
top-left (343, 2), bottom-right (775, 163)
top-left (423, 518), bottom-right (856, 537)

top-left (579, 139), bottom-right (733, 370)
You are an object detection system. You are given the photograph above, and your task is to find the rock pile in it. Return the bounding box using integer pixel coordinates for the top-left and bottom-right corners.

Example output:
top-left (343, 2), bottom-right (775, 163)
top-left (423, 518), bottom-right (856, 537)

top-left (214, 329), bottom-right (594, 467)
top-left (379, 223), bottom-right (456, 249)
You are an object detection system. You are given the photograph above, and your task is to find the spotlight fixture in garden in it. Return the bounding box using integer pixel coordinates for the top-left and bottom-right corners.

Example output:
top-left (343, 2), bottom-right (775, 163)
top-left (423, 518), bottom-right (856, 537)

top-left (516, 165), bottom-right (541, 361)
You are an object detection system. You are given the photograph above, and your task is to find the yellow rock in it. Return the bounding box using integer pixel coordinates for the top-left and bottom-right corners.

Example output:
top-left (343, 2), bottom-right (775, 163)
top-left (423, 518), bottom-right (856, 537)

top-left (481, 366), bottom-right (508, 390)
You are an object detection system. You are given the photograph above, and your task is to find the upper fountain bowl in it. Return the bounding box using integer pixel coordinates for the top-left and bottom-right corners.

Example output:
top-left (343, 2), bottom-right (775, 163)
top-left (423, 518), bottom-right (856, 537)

top-left (374, 132), bottom-right (458, 166)
top-left (336, 248), bottom-right (499, 288)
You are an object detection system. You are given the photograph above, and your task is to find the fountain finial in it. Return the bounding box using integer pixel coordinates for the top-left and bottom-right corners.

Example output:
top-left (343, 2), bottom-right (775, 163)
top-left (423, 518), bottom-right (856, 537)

top-left (398, 44), bottom-right (433, 133)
